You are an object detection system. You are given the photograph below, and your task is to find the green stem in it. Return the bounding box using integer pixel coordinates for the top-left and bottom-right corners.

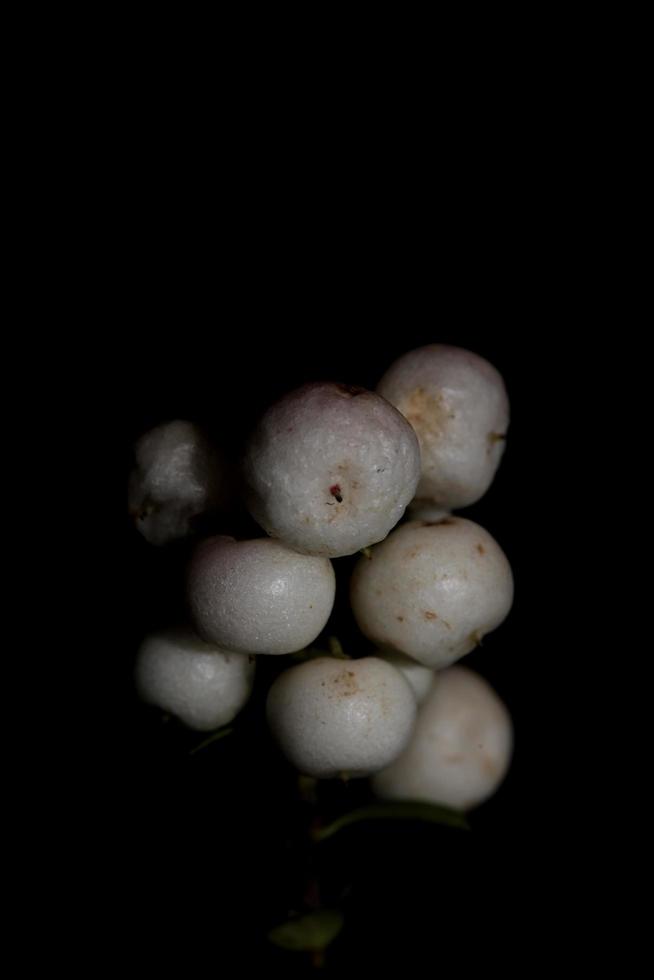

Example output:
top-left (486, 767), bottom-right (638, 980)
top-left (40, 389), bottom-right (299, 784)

top-left (188, 726), bottom-right (234, 755)
top-left (327, 637), bottom-right (350, 660)
top-left (312, 801), bottom-right (469, 841)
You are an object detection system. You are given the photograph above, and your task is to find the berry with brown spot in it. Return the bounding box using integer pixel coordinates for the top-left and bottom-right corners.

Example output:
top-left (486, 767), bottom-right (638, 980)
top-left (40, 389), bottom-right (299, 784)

top-left (243, 382), bottom-right (421, 557)
top-left (350, 517), bottom-right (513, 669)
top-left (377, 345), bottom-right (509, 510)
top-left (266, 656), bottom-right (417, 778)
top-left (371, 666), bottom-right (513, 810)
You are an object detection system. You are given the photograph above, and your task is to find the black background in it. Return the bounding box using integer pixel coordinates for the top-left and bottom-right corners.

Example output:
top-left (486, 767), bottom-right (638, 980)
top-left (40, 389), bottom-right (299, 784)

top-left (30, 36), bottom-right (620, 966)
top-left (114, 306), bottom-right (573, 969)
top-left (30, 23), bottom-right (627, 961)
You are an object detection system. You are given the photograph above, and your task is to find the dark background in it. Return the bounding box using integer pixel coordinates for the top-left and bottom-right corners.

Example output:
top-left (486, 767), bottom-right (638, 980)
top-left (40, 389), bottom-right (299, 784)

top-left (37, 37), bottom-right (617, 965)
top-left (44, 28), bottom-right (623, 961)
top-left (115, 312), bottom-right (570, 969)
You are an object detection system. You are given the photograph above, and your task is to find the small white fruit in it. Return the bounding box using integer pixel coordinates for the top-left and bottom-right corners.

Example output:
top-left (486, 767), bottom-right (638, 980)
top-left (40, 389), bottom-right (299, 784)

top-left (187, 536), bottom-right (336, 655)
top-left (377, 345), bottom-right (509, 510)
top-left (243, 382), bottom-right (421, 557)
top-left (135, 627), bottom-right (255, 731)
top-left (128, 420), bottom-right (228, 546)
top-left (406, 501), bottom-right (451, 523)
top-left (371, 666), bottom-right (513, 810)
top-left (266, 656), bottom-right (417, 778)
top-left (350, 517), bottom-right (513, 669)
top-left (376, 650), bottom-right (434, 704)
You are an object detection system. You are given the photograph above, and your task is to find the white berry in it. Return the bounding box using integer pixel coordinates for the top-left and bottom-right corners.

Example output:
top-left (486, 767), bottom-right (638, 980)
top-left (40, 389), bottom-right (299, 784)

top-left (406, 501), bottom-right (451, 523)
top-left (376, 650), bottom-right (434, 704)
top-left (135, 627), bottom-right (255, 731)
top-left (243, 382), bottom-right (421, 557)
top-left (371, 666), bottom-right (513, 810)
top-left (266, 656), bottom-right (417, 778)
top-left (350, 517), bottom-right (513, 669)
top-left (128, 420), bottom-right (228, 546)
top-left (187, 536), bottom-right (336, 655)
top-left (377, 345), bottom-right (509, 510)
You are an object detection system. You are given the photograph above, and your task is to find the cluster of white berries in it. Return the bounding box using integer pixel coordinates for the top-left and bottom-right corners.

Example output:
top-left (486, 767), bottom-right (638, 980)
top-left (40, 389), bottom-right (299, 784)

top-left (131, 345), bottom-right (514, 812)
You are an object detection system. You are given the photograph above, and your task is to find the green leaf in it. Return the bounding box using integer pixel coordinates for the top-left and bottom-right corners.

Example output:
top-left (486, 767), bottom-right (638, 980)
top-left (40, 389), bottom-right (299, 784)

top-left (188, 726), bottom-right (234, 756)
top-left (312, 800), bottom-right (469, 841)
top-left (268, 909), bottom-right (344, 952)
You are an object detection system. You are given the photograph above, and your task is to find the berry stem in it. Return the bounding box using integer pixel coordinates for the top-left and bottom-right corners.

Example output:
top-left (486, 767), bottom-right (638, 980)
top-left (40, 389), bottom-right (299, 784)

top-left (188, 726), bottom-right (234, 755)
top-left (327, 636), bottom-right (350, 660)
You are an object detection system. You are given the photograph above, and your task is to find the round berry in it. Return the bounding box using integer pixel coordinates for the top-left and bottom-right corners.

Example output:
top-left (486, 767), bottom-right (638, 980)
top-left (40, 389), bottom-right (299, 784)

top-left (129, 420), bottom-right (228, 546)
top-left (376, 650), bottom-right (434, 704)
top-left (350, 517), bottom-right (513, 669)
top-left (266, 656), bottom-right (417, 778)
top-left (377, 345), bottom-right (509, 510)
top-left (135, 627), bottom-right (255, 731)
top-left (371, 666), bottom-right (513, 810)
top-left (243, 382), bottom-right (421, 557)
top-left (187, 536), bottom-right (336, 655)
